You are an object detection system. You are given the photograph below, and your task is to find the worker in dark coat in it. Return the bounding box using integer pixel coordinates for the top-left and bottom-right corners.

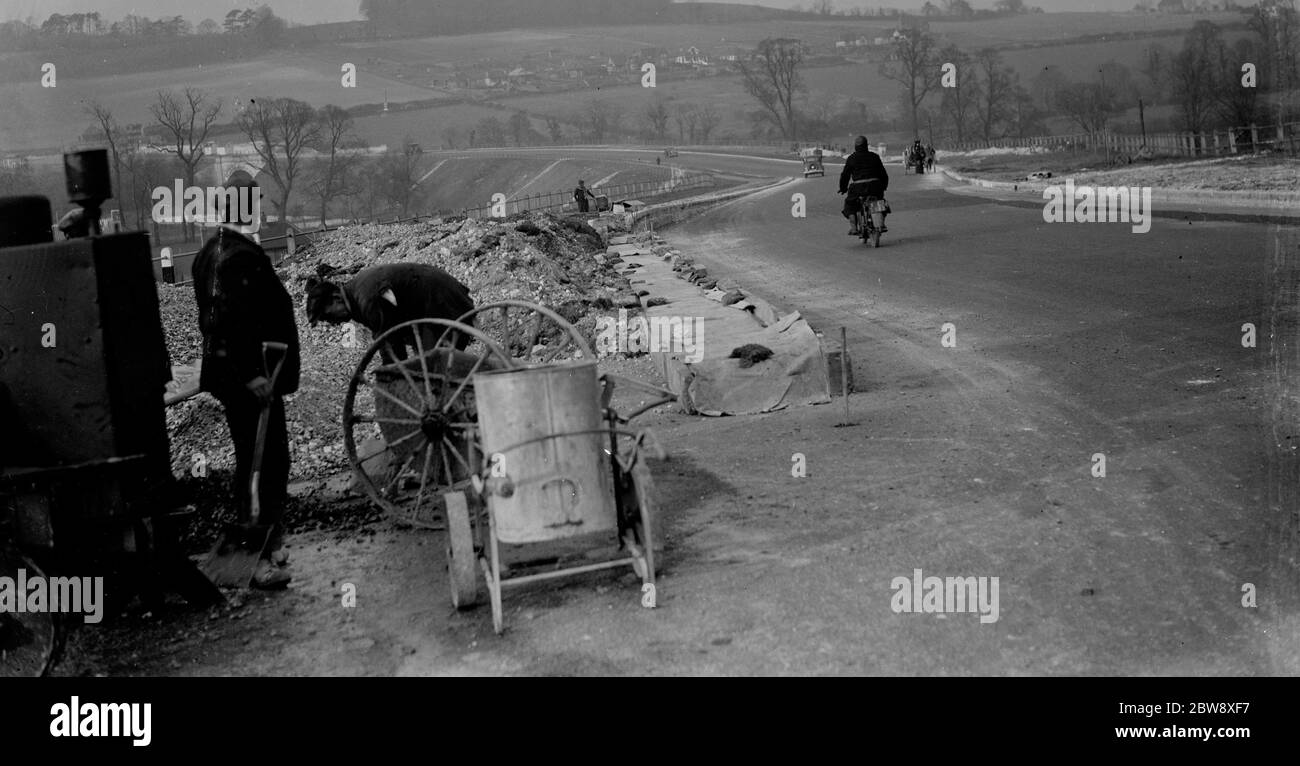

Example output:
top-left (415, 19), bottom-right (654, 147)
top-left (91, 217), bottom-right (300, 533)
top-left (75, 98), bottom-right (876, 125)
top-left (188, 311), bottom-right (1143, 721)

top-left (305, 262), bottom-right (475, 360)
top-left (193, 171), bottom-right (300, 589)
top-left (573, 179), bottom-right (597, 213)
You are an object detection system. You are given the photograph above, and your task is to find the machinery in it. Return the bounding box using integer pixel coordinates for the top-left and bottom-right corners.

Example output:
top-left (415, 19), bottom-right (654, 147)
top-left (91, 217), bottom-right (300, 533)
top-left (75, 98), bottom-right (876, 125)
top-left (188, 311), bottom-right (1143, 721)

top-left (0, 150), bottom-right (219, 677)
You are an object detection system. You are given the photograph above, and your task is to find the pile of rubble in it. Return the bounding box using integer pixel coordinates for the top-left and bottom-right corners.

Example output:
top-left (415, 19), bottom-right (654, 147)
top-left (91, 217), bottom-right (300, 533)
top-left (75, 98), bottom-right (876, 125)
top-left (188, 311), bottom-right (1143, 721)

top-left (160, 211), bottom-right (640, 484)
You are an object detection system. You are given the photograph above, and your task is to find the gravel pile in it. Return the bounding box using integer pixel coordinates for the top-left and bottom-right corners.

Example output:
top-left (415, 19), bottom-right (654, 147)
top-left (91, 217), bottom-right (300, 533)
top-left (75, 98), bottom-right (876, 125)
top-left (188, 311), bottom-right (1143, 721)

top-left (161, 211), bottom-right (636, 485)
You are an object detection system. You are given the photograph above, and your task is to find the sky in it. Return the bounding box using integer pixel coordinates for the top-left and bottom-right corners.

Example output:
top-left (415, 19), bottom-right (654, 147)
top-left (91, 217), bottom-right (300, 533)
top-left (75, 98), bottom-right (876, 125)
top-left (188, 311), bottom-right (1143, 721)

top-left (0, 0), bottom-right (1208, 25)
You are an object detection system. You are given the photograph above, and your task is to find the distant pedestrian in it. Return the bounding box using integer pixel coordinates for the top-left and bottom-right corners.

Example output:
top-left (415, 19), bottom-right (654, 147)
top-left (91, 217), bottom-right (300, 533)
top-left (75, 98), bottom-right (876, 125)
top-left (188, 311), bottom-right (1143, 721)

top-left (926, 144), bottom-right (936, 172)
top-left (574, 179), bottom-right (596, 213)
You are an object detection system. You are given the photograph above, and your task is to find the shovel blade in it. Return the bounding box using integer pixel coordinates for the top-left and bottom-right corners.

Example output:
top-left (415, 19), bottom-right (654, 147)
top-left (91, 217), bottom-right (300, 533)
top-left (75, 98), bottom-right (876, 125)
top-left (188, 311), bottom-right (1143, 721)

top-left (200, 524), bottom-right (273, 588)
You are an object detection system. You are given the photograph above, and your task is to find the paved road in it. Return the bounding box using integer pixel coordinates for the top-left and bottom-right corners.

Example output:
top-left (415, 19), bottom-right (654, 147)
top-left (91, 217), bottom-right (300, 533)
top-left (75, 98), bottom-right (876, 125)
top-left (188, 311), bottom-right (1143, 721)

top-left (651, 158), bottom-right (1300, 673)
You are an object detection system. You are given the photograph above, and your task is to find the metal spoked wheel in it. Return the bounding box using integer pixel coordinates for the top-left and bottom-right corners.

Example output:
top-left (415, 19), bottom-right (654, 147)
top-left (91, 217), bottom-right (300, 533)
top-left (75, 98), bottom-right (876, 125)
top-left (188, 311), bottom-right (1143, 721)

top-left (0, 545), bottom-right (58, 677)
top-left (458, 300), bottom-right (595, 365)
top-left (343, 318), bottom-right (517, 529)
top-left (624, 458), bottom-right (657, 585)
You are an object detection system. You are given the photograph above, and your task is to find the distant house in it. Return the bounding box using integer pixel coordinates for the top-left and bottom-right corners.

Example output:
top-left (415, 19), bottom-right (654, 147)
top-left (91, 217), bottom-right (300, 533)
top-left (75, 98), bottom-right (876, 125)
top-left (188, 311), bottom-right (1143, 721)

top-left (1157, 0), bottom-right (1185, 11)
top-left (674, 46), bottom-right (708, 66)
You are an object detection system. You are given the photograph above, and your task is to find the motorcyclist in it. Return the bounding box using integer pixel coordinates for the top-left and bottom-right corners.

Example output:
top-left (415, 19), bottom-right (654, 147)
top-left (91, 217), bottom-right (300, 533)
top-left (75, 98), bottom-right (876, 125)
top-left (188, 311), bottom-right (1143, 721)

top-left (839, 135), bottom-right (889, 236)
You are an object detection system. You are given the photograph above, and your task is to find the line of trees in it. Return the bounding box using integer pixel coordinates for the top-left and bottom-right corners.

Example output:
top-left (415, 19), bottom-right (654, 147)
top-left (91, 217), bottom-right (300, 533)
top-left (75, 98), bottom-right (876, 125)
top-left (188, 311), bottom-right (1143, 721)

top-left (0, 6), bottom-right (283, 47)
top-left (875, 0), bottom-right (1299, 147)
top-left (358, 0), bottom-right (674, 35)
top-left (80, 88), bottom-right (443, 237)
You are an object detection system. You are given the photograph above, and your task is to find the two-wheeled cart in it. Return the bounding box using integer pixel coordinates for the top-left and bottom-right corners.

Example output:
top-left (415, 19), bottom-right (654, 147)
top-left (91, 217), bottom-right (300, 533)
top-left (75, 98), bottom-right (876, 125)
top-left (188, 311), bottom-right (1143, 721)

top-left (340, 300), bottom-right (674, 633)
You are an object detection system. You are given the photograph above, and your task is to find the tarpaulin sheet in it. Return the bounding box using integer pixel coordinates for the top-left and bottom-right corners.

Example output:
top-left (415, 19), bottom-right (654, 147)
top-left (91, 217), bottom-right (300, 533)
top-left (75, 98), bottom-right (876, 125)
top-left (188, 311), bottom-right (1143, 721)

top-left (619, 242), bottom-right (832, 416)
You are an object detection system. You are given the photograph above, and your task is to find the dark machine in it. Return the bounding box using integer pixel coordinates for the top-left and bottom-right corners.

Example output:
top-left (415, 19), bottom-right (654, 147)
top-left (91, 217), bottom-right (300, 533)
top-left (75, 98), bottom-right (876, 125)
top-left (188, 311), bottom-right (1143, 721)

top-left (0, 149), bottom-right (219, 677)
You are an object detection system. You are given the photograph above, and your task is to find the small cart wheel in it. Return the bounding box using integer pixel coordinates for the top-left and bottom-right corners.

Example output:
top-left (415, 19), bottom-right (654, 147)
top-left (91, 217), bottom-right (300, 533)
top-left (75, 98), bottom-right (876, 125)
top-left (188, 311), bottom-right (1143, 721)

top-left (0, 546), bottom-right (58, 677)
top-left (629, 458), bottom-right (657, 585)
top-left (445, 491), bottom-right (478, 610)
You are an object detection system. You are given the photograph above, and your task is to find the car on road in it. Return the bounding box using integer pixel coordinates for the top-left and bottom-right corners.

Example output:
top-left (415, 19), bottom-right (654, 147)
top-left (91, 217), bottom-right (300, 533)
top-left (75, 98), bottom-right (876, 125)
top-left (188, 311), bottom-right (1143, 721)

top-left (664, 147), bottom-right (678, 158)
top-left (800, 147), bottom-right (825, 177)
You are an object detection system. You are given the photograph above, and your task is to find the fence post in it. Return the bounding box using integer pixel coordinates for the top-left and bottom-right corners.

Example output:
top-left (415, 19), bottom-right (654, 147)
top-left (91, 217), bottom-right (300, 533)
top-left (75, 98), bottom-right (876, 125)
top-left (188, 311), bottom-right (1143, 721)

top-left (160, 247), bottom-right (175, 284)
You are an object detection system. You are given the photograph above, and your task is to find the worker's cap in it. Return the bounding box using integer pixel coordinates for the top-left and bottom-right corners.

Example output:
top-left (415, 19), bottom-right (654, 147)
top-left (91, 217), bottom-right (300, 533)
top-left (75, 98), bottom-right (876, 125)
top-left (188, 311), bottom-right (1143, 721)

top-left (303, 276), bottom-right (344, 326)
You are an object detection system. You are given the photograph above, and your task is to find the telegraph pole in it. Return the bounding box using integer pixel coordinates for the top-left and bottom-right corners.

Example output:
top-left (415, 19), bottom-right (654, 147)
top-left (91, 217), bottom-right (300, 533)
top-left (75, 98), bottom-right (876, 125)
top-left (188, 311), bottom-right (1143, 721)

top-left (1138, 97), bottom-right (1146, 146)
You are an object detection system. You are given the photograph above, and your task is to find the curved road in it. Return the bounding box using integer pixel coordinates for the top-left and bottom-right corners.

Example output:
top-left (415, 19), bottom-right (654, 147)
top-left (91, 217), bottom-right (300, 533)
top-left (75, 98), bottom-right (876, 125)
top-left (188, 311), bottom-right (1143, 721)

top-left (652, 153), bottom-right (1300, 674)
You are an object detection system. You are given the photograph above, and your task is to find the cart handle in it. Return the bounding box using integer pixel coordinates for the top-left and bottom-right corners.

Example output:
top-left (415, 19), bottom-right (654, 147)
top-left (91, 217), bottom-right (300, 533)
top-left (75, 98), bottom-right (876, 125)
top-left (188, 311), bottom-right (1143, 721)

top-left (474, 427), bottom-right (664, 496)
top-left (599, 373), bottom-right (677, 424)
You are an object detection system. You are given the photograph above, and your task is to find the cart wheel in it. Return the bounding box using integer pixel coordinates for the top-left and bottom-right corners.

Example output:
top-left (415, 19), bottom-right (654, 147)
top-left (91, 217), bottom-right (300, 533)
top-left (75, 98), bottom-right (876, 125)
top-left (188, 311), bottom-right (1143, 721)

top-left (629, 459), bottom-right (657, 585)
top-left (457, 300), bottom-right (594, 365)
top-left (445, 491), bottom-right (478, 609)
top-left (343, 318), bottom-right (517, 529)
top-left (481, 555), bottom-right (504, 635)
top-left (0, 547), bottom-right (58, 677)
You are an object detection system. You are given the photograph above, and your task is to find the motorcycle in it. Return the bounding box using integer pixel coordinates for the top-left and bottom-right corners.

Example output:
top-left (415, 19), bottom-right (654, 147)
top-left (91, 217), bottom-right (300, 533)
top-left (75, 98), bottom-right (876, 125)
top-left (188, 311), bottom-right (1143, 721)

top-left (842, 179), bottom-right (889, 248)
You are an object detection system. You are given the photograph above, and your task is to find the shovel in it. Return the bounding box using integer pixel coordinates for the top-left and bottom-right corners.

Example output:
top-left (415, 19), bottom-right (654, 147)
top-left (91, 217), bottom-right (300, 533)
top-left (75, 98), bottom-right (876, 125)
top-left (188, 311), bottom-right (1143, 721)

top-left (201, 341), bottom-right (289, 588)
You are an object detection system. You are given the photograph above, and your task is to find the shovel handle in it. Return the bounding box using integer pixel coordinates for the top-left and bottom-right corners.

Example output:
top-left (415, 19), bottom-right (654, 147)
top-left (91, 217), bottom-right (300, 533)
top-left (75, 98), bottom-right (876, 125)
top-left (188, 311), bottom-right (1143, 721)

top-left (249, 341), bottom-right (289, 526)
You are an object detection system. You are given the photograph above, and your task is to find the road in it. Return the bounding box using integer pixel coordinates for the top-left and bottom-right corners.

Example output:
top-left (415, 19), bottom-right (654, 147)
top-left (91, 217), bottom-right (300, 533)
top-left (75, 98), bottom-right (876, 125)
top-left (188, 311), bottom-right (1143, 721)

top-left (652, 154), bottom-right (1300, 673)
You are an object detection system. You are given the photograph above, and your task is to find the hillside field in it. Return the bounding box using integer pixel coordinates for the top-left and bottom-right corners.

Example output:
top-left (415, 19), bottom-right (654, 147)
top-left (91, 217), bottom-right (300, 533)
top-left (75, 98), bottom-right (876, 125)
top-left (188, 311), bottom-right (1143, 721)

top-left (0, 11), bottom-right (1250, 153)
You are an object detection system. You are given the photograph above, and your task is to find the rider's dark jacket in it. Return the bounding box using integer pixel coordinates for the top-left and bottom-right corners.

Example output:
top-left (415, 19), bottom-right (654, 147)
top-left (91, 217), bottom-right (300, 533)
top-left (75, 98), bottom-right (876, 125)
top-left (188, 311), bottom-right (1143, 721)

top-left (839, 149), bottom-right (889, 196)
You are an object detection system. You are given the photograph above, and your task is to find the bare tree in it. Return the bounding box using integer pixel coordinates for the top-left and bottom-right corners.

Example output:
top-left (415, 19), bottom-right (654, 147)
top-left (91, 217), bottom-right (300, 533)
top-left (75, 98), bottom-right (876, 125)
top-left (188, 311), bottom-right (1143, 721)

top-left (881, 26), bottom-right (942, 138)
top-left (697, 103), bottom-right (721, 143)
top-left (1168, 22), bottom-right (1225, 133)
top-left (1248, 0), bottom-right (1299, 126)
top-left (583, 98), bottom-right (622, 142)
top-left (308, 105), bottom-right (359, 228)
top-left (973, 48), bottom-right (1017, 141)
top-left (149, 87), bottom-right (221, 239)
top-left (380, 139), bottom-right (424, 217)
top-left (938, 46), bottom-right (976, 142)
top-left (645, 94), bottom-right (671, 141)
top-left (507, 111), bottom-right (532, 146)
top-left (237, 97), bottom-right (320, 225)
top-left (1008, 86), bottom-right (1046, 137)
top-left (84, 101), bottom-right (127, 212)
top-left (738, 38), bottom-right (805, 140)
top-left (1055, 81), bottom-right (1119, 134)
top-left (1217, 37), bottom-right (1263, 126)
